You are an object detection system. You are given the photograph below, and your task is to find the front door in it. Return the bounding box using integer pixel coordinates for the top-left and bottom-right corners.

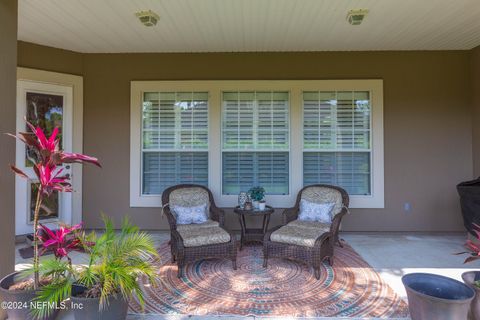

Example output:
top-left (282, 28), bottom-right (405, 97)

top-left (15, 80), bottom-right (74, 235)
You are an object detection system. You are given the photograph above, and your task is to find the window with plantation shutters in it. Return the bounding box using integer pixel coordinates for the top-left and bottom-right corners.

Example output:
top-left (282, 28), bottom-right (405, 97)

top-left (131, 80), bottom-right (383, 208)
top-left (141, 92), bottom-right (208, 195)
top-left (222, 91), bottom-right (289, 195)
top-left (303, 91), bottom-right (371, 195)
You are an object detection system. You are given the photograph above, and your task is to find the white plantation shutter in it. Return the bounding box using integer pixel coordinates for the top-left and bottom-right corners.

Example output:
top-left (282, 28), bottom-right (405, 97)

top-left (303, 91), bottom-right (371, 195)
top-left (142, 92), bottom-right (208, 195)
top-left (222, 91), bottom-right (289, 195)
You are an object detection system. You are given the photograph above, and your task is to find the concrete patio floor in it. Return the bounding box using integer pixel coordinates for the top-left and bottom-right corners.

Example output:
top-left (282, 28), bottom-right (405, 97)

top-left (14, 232), bottom-right (480, 319)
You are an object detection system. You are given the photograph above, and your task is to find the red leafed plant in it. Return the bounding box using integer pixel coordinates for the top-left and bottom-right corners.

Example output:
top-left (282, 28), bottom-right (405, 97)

top-left (38, 223), bottom-right (84, 263)
top-left (9, 122), bottom-right (100, 289)
top-left (456, 223), bottom-right (480, 264)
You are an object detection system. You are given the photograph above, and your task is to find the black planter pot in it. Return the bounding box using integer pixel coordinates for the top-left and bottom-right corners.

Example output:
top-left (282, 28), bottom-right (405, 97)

top-left (0, 272), bottom-right (59, 320)
top-left (70, 284), bottom-right (128, 320)
top-left (402, 273), bottom-right (475, 320)
top-left (457, 177), bottom-right (480, 236)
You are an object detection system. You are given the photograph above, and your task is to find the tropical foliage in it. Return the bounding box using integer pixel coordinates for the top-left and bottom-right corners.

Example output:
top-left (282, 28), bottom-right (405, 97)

top-left (456, 223), bottom-right (480, 287)
top-left (29, 222), bottom-right (87, 318)
top-left (457, 223), bottom-right (480, 264)
top-left (9, 122), bottom-right (100, 289)
top-left (37, 223), bottom-right (85, 262)
top-left (248, 186), bottom-right (265, 201)
top-left (32, 216), bottom-right (159, 317)
top-left (75, 215), bottom-right (159, 310)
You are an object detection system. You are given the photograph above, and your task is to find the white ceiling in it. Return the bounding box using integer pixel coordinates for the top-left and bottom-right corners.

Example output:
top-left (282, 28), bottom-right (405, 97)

top-left (18, 0), bottom-right (480, 53)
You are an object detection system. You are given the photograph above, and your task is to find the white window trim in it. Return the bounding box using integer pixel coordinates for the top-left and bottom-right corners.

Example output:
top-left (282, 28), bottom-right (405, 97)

top-left (130, 80), bottom-right (384, 208)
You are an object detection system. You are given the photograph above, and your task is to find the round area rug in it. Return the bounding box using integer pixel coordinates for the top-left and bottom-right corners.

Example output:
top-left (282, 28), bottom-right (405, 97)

top-left (129, 242), bottom-right (409, 318)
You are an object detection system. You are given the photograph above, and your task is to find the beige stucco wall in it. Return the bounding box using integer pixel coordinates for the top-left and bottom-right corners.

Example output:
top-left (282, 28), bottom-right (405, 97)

top-left (472, 46), bottom-right (480, 177)
top-left (17, 41), bottom-right (83, 76)
top-left (18, 42), bottom-right (474, 232)
top-left (0, 1), bottom-right (17, 313)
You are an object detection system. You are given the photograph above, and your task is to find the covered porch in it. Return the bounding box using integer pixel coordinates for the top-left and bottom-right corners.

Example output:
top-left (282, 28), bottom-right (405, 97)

top-left (1, 0), bottom-right (480, 319)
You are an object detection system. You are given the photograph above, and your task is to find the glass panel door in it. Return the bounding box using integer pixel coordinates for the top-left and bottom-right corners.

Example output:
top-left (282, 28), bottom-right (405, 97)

top-left (15, 80), bottom-right (74, 235)
top-left (25, 92), bottom-right (64, 167)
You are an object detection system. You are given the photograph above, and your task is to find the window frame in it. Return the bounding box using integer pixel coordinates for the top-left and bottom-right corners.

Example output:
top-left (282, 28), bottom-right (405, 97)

top-left (141, 91), bottom-right (209, 196)
top-left (221, 90), bottom-right (291, 197)
top-left (130, 80), bottom-right (383, 208)
top-left (300, 81), bottom-right (384, 208)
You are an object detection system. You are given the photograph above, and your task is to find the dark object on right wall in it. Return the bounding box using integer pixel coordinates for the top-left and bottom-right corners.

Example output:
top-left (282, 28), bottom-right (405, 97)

top-left (457, 177), bottom-right (480, 236)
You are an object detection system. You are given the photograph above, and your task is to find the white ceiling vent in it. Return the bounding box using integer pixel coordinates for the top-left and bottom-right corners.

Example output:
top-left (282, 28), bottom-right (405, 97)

top-left (135, 10), bottom-right (160, 27)
top-left (346, 9), bottom-right (369, 26)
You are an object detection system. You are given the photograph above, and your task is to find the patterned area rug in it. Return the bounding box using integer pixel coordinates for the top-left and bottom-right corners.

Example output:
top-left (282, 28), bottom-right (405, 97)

top-left (129, 242), bottom-right (409, 318)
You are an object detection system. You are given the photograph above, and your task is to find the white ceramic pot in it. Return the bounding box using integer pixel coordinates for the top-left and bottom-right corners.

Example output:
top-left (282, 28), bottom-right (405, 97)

top-left (259, 202), bottom-right (266, 211)
top-left (252, 200), bottom-right (259, 209)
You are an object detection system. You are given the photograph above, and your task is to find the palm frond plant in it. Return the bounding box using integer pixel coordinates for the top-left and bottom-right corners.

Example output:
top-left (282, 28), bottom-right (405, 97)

top-left (72, 215), bottom-right (159, 317)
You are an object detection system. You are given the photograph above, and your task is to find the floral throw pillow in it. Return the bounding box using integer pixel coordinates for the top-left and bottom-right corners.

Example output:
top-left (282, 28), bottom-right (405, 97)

top-left (298, 199), bottom-right (335, 224)
top-left (173, 203), bottom-right (208, 225)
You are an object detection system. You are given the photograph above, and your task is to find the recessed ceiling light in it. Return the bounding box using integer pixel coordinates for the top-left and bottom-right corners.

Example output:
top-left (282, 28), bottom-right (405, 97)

top-left (135, 10), bottom-right (160, 27)
top-left (346, 9), bottom-right (369, 26)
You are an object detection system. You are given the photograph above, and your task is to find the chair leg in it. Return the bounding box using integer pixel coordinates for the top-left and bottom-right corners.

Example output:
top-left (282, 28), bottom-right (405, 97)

top-left (232, 258), bottom-right (237, 270)
top-left (170, 239), bottom-right (177, 262)
top-left (177, 266), bottom-right (183, 278)
top-left (176, 255), bottom-right (185, 278)
top-left (262, 244), bottom-right (268, 268)
top-left (314, 267), bottom-right (321, 280)
top-left (170, 244), bottom-right (176, 262)
top-left (327, 256), bottom-right (334, 266)
top-left (336, 236), bottom-right (344, 248)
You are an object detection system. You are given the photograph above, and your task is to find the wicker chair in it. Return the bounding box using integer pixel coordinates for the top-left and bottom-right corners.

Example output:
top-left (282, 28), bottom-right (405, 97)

top-left (162, 184), bottom-right (237, 277)
top-left (263, 184), bottom-right (349, 279)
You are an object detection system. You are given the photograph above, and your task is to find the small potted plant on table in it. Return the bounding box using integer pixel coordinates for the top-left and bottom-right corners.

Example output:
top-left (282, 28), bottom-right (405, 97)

top-left (248, 186), bottom-right (265, 210)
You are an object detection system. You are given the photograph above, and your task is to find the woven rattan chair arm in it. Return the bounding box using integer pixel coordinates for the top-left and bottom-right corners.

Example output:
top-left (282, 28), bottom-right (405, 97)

top-left (282, 207), bottom-right (299, 224)
top-left (163, 206), bottom-right (178, 231)
top-left (171, 229), bottom-right (185, 249)
top-left (329, 208), bottom-right (347, 237)
top-left (314, 231), bottom-right (331, 248)
top-left (210, 206), bottom-right (225, 226)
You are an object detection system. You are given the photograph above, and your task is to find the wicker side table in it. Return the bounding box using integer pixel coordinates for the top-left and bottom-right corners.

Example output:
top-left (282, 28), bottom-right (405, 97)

top-left (234, 205), bottom-right (274, 250)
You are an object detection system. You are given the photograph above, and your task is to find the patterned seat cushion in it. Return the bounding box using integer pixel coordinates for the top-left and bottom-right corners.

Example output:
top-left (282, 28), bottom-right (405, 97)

top-left (177, 225), bottom-right (230, 247)
top-left (288, 219), bottom-right (331, 231)
top-left (301, 186), bottom-right (344, 218)
top-left (176, 219), bottom-right (219, 232)
top-left (270, 221), bottom-right (330, 248)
